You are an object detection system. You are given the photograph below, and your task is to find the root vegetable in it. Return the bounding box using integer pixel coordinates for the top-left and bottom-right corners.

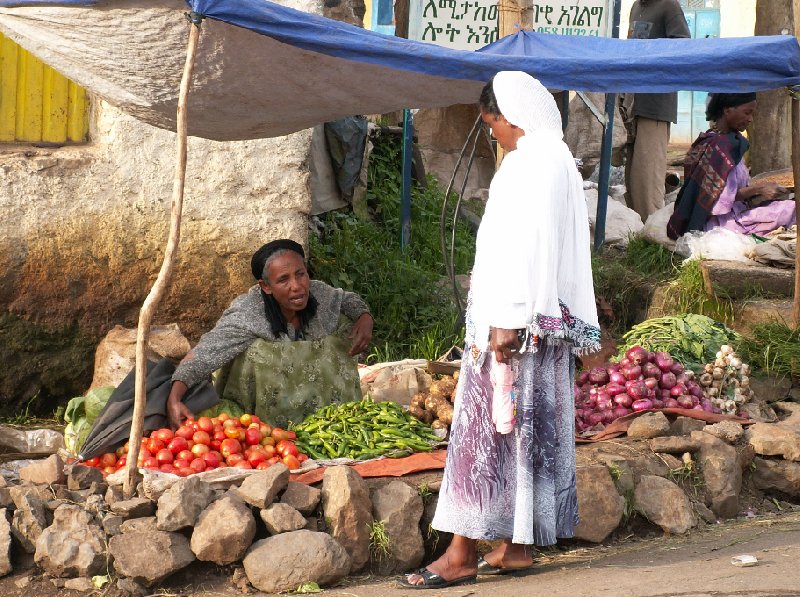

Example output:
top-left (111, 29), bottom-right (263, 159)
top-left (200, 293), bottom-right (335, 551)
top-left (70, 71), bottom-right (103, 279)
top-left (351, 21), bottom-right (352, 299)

top-left (431, 419), bottom-right (447, 430)
top-left (411, 394), bottom-right (426, 409)
top-left (632, 399), bottom-right (653, 412)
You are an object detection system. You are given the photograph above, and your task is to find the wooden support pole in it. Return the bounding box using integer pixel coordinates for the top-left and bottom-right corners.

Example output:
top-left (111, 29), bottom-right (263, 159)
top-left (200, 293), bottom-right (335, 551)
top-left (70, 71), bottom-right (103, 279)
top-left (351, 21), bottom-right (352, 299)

top-left (792, 91), bottom-right (800, 329)
top-left (124, 18), bottom-right (202, 496)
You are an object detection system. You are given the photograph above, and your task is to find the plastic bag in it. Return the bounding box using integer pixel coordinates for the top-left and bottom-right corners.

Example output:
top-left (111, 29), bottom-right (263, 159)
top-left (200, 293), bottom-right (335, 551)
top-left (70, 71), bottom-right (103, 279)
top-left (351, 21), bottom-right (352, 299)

top-left (675, 228), bottom-right (758, 263)
top-left (0, 427), bottom-right (65, 456)
top-left (642, 203), bottom-right (677, 250)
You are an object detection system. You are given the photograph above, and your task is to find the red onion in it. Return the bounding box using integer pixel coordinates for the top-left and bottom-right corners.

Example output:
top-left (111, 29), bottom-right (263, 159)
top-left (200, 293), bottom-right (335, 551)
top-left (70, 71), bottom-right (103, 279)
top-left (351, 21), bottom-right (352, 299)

top-left (612, 406), bottom-right (631, 419)
top-left (737, 410), bottom-right (750, 419)
top-left (712, 407), bottom-right (722, 414)
top-left (644, 378), bottom-right (659, 390)
top-left (619, 357), bottom-right (631, 368)
top-left (659, 372), bottom-right (677, 390)
top-left (655, 351), bottom-right (675, 372)
top-left (589, 367), bottom-right (609, 385)
top-left (690, 395), bottom-right (700, 407)
top-left (676, 395), bottom-right (693, 409)
top-left (625, 346), bottom-right (649, 365)
top-left (602, 410), bottom-right (616, 424)
top-left (642, 362), bottom-right (661, 379)
top-left (676, 373), bottom-right (690, 385)
top-left (588, 412), bottom-right (605, 426)
top-left (609, 371), bottom-right (626, 385)
top-left (664, 398), bottom-right (679, 408)
top-left (661, 389), bottom-right (672, 399)
top-left (688, 384), bottom-right (704, 399)
top-left (597, 398), bottom-right (613, 411)
top-left (614, 393), bottom-right (633, 408)
top-left (628, 380), bottom-right (649, 400)
top-left (577, 371), bottom-right (590, 386)
top-left (631, 399), bottom-right (653, 412)
top-left (700, 399), bottom-right (714, 413)
top-left (576, 420), bottom-right (587, 432)
top-left (623, 365), bottom-right (642, 381)
top-left (651, 398), bottom-right (664, 409)
top-left (584, 394), bottom-right (598, 408)
top-left (670, 384), bottom-right (687, 397)
top-left (692, 404), bottom-right (704, 411)
top-left (607, 364), bottom-right (621, 374)
top-left (670, 362), bottom-right (685, 375)
top-left (605, 383), bottom-right (626, 397)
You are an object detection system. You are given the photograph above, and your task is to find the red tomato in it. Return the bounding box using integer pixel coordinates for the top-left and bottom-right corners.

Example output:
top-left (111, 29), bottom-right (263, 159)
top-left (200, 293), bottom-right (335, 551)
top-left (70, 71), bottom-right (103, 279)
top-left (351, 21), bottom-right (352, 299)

top-left (282, 454), bottom-right (300, 470)
top-left (115, 445), bottom-right (126, 458)
top-left (99, 452), bottom-right (117, 468)
top-left (84, 457), bottom-right (100, 468)
top-left (262, 444), bottom-right (276, 459)
top-left (191, 443), bottom-right (210, 457)
top-left (223, 418), bottom-right (240, 430)
top-left (143, 457), bottom-right (159, 469)
top-left (260, 423), bottom-right (273, 437)
top-left (189, 458), bottom-right (207, 473)
top-left (178, 467), bottom-right (195, 477)
top-left (260, 436), bottom-right (275, 447)
top-left (214, 430), bottom-right (226, 441)
top-left (167, 436), bottom-right (189, 455)
top-left (286, 430), bottom-right (297, 440)
top-left (122, 441), bottom-right (130, 454)
top-left (266, 456), bottom-right (281, 465)
top-left (244, 427), bottom-right (262, 446)
top-left (103, 466), bottom-right (116, 475)
top-left (146, 438), bottom-right (165, 455)
top-left (239, 413), bottom-right (253, 427)
top-left (247, 448), bottom-right (268, 467)
top-left (220, 438), bottom-right (241, 459)
top-left (271, 428), bottom-right (289, 443)
top-left (217, 412), bottom-right (230, 422)
top-left (117, 456), bottom-right (127, 467)
top-left (176, 449), bottom-right (194, 462)
top-left (174, 458), bottom-right (191, 469)
top-left (192, 430), bottom-right (211, 446)
top-left (159, 464), bottom-right (177, 474)
top-left (196, 416), bottom-right (214, 433)
top-left (224, 426), bottom-right (241, 439)
top-left (226, 453), bottom-right (245, 466)
top-left (297, 454), bottom-right (309, 463)
top-left (156, 448), bottom-right (174, 465)
top-left (233, 461), bottom-right (253, 470)
top-left (250, 415), bottom-right (261, 425)
top-left (256, 461), bottom-right (271, 470)
top-left (210, 440), bottom-right (222, 452)
top-left (203, 451), bottom-right (223, 468)
top-left (276, 440), bottom-right (299, 458)
top-left (175, 425), bottom-right (194, 441)
top-left (152, 428), bottom-right (175, 443)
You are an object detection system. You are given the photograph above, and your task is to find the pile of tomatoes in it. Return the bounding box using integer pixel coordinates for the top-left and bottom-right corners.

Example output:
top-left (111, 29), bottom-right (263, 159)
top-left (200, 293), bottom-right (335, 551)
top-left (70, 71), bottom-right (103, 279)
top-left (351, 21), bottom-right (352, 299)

top-left (80, 413), bottom-right (308, 477)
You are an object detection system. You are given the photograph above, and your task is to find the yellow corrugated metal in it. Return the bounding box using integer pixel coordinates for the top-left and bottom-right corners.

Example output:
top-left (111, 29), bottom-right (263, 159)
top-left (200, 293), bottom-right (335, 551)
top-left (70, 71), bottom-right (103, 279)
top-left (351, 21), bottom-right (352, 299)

top-left (0, 32), bottom-right (88, 143)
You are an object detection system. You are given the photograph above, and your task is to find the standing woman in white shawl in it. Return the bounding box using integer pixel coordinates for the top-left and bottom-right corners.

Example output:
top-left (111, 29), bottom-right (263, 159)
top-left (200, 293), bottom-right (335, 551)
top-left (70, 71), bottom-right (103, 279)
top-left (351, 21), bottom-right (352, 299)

top-left (404, 72), bottom-right (600, 589)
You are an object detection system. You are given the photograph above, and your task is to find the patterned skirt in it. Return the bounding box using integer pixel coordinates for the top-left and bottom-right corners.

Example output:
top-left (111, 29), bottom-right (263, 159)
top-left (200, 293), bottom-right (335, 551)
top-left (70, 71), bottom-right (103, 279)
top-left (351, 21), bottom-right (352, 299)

top-left (431, 338), bottom-right (578, 546)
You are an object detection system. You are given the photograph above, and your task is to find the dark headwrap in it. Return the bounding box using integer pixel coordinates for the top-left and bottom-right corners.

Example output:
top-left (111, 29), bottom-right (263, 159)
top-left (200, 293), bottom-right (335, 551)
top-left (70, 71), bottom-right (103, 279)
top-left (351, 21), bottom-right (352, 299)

top-left (250, 239), bottom-right (317, 339)
top-left (705, 92), bottom-right (757, 121)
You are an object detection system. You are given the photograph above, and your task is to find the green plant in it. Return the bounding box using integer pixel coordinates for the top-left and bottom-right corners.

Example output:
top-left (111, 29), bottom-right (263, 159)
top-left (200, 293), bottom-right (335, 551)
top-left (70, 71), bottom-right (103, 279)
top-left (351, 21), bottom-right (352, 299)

top-left (417, 483), bottom-right (432, 500)
top-left (368, 520), bottom-right (392, 561)
top-left (607, 462), bottom-right (623, 482)
top-left (738, 322), bottom-right (800, 380)
top-left (661, 259), bottom-right (735, 324)
top-left (426, 523), bottom-right (440, 552)
top-left (310, 133), bottom-right (475, 361)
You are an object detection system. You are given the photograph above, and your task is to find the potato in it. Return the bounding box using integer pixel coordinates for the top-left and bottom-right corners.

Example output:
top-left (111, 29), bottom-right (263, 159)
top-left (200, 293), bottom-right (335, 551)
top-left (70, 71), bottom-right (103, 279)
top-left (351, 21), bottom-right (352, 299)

top-left (437, 377), bottom-right (457, 395)
top-left (411, 393), bottom-right (427, 409)
top-left (425, 395), bottom-right (445, 412)
top-left (428, 383), bottom-right (446, 399)
top-left (431, 419), bottom-right (447, 430)
top-left (409, 405), bottom-right (426, 420)
top-left (422, 410), bottom-right (435, 424)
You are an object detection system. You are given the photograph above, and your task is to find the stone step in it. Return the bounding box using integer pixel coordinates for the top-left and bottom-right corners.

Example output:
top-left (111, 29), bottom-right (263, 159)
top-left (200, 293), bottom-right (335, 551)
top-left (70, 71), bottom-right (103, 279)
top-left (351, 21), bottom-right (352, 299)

top-left (700, 259), bottom-right (795, 300)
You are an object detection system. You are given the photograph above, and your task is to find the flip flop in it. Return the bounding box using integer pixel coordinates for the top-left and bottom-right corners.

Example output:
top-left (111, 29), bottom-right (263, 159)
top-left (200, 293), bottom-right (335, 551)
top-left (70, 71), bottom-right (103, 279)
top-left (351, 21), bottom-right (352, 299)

top-left (477, 556), bottom-right (534, 576)
top-left (399, 567), bottom-right (477, 589)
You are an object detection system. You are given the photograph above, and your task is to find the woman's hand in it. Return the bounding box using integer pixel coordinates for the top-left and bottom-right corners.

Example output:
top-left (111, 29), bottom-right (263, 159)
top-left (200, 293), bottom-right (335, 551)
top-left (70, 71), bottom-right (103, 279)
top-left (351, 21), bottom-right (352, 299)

top-left (166, 381), bottom-right (193, 430)
top-left (749, 181), bottom-right (789, 203)
top-left (491, 327), bottom-right (522, 364)
top-left (349, 313), bottom-right (374, 356)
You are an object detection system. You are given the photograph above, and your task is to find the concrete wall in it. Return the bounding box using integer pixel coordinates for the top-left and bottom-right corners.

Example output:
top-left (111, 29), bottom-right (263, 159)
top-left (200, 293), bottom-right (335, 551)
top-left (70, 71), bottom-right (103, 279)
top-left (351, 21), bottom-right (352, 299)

top-left (620, 0), bottom-right (756, 38)
top-left (0, 0), bottom-right (362, 412)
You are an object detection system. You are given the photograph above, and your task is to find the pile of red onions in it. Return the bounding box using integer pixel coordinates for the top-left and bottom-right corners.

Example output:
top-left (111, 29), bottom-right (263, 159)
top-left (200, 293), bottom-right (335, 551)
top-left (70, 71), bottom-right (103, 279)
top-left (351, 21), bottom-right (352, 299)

top-left (574, 345), bottom-right (718, 433)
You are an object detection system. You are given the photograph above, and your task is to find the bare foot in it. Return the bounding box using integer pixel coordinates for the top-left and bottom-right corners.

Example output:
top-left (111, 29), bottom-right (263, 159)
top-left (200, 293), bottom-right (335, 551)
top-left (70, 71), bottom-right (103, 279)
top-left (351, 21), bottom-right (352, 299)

top-left (405, 550), bottom-right (478, 586)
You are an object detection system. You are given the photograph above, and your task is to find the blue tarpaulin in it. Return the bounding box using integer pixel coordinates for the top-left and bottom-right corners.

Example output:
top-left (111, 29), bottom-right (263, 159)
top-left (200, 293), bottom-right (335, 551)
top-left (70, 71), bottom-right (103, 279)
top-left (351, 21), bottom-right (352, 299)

top-left (0, 0), bottom-right (798, 140)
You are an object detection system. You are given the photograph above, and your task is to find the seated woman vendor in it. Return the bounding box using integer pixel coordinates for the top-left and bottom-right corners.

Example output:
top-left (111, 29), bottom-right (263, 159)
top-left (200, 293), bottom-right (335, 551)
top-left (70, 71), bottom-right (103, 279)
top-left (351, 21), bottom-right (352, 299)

top-left (166, 239), bottom-right (373, 429)
top-left (667, 92), bottom-right (794, 240)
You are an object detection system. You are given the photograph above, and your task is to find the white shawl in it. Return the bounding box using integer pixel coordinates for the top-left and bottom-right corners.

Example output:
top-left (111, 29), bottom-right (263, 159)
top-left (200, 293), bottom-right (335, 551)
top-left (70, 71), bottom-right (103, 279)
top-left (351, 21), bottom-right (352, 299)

top-left (467, 71), bottom-right (600, 356)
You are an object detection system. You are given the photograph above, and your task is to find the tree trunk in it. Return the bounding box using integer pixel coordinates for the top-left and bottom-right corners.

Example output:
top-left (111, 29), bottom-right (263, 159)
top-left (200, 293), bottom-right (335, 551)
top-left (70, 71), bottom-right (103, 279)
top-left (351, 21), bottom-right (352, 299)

top-left (749, 0), bottom-right (794, 175)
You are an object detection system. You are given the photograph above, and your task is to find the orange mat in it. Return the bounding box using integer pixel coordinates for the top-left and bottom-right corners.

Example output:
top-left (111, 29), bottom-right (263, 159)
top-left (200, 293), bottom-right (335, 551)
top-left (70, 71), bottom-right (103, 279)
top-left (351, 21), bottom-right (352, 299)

top-left (290, 450), bottom-right (447, 484)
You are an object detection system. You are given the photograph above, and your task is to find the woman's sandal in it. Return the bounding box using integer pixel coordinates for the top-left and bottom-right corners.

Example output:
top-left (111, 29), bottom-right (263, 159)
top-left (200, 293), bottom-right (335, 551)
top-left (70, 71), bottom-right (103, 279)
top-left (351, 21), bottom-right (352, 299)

top-left (477, 556), bottom-right (534, 576)
top-left (399, 568), bottom-right (478, 589)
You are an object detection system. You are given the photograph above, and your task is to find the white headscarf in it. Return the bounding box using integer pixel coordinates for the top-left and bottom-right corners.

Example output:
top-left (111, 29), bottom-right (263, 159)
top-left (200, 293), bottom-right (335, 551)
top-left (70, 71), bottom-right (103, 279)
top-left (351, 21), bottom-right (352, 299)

top-left (467, 71), bottom-right (600, 357)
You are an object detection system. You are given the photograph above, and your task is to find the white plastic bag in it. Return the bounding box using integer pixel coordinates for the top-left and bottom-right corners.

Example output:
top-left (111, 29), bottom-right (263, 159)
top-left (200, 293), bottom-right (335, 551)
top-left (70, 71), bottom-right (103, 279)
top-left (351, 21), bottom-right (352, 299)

top-left (675, 228), bottom-right (758, 263)
top-left (642, 204), bottom-right (677, 250)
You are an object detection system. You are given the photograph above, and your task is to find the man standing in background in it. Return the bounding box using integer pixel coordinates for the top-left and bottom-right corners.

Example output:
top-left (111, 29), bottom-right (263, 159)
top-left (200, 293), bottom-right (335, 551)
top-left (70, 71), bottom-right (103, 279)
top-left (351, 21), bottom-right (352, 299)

top-left (622, 0), bottom-right (690, 222)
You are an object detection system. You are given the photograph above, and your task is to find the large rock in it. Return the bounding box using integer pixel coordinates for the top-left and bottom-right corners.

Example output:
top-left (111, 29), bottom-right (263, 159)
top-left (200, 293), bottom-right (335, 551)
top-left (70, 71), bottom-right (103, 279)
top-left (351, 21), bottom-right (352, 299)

top-left (260, 503), bottom-right (306, 535)
top-left (9, 486), bottom-right (48, 553)
top-left (34, 504), bottom-right (106, 577)
top-left (68, 465), bottom-right (105, 491)
top-left (626, 412), bottom-right (671, 439)
top-left (670, 416), bottom-right (706, 437)
top-left (110, 498), bottom-right (154, 519)
top-left (235, 464), bottom-right (289, 509)
top-left (19, 454), bottom-right (66, 485)
top-left (243, 530), bottom-right (351, 593)
top-left (691, 431), bottom-right (742, 519)
top-left (749, 375), bottom-right (793, 404)
top-left (419, 494), bottom-right (451, 563)
top-left (280, 481), bottom-right (321, 515)
top-left (191, 495), bottom-right (256, 564)
top-left (371, 481), bottom-right (425, 574)
top-left (574, 466), bottom-right (625, 543)
top-left (322, 465), bottom-right (373, 572)
top-left (751, 457), bottom-right (800, 497)
top-left (0, 509), bottom-right (11, 577)
top-left (120, 516), bottom-right (158, 534)
top-left (746, 423), bottom-right (800, 461)
top-left (703, 421), bottom-right (744, 444)
top-left (649, 436), bottom-right (700, 454)
top-left (156, 476), bottom-right (215, 531)
top-left (633, 475), bottom-right (696, 534)
top-left (109, 531), bottom-right (194, 587)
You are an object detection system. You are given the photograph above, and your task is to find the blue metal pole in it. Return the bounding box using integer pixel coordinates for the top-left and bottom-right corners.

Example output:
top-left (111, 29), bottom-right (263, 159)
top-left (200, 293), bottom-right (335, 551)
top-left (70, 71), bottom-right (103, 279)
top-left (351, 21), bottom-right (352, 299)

top-left (593, 0), bottom-right (622, 252)
top-left (401, 108), bottom-right (413, 250)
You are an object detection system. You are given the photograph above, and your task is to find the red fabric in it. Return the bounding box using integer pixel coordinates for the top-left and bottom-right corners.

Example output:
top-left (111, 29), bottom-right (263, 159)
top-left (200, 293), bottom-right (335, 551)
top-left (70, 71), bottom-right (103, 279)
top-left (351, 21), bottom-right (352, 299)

top-left (290, 450), bottom-right (448, 484)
